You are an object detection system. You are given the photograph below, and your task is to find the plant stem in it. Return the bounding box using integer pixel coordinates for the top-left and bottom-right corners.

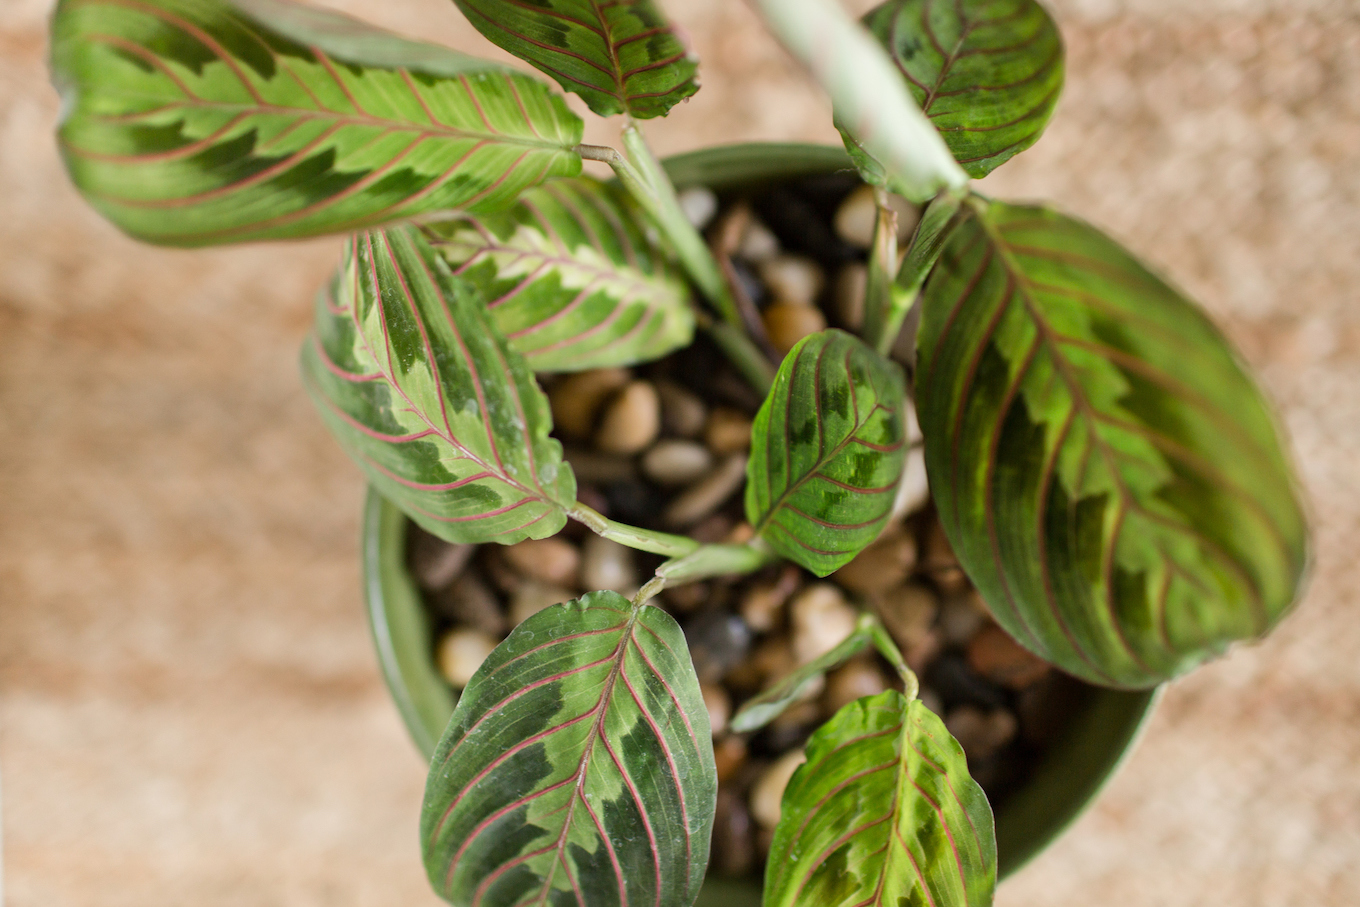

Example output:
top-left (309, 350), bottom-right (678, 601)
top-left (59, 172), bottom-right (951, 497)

top-left (695, 310), bottom-right (776, 395)
top-left (865, 613), bottom-right (919, 701)
top-left (862, 188), bottom-right (899, 352)
top-left (568, 504), bottom-right (700, 558)
top-left (872, 187), bottom-right (968, 357)
top-left (747, 0), bottom-right (969, 203)
top-left (656, 540), bottom-right (776, 585)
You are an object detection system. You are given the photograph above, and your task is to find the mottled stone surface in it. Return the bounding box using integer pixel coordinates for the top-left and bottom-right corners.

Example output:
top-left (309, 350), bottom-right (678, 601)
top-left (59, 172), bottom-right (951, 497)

top-left (2, 0), bottom-right (1357, 904)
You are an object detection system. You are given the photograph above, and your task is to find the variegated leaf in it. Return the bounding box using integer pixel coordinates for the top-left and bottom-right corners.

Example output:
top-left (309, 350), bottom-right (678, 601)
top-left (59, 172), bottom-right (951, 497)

top-left (852, 0), bottom-right (1064, 181)
top-left (422, 591), bottom-right (717, 907)
top-left (51, 0), bottom-right (583, 246)
top-left (450, 0), bottom-right (699, 119)
top-left (302, 225), bottom-right (576, 544)
top-left (766, 692), bottom-right (996, 907)
top-left (747, 330), bottom-right (909, 576)
top-left (915, 197), bottom-right (1308, 687)
top-left (426, 176), bottom-right (694, 372)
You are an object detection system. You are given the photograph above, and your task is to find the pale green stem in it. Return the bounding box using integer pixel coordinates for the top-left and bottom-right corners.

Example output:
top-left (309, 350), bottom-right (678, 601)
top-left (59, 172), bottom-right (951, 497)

top-left (747, 0), bottom-right (969, 203)
top-left (655, 540), bottom-right (776, 585)
top-left (631, 574), bottom-right (667, 607)
top-left (874, 187), bottom-right (968, 357)
top-left (568, 504), bottom-right (699, 558)
top-left (866, 613), bottom-right (919, 700)
top-left (695, 311), bottom-right (776, 395)
top-left (862, 188), bottom-right (900, 351)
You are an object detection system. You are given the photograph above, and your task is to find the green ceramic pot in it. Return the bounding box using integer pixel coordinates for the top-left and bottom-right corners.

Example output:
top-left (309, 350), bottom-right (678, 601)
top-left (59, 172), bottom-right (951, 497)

top-left (359, 143), bottom-right (1159, 901)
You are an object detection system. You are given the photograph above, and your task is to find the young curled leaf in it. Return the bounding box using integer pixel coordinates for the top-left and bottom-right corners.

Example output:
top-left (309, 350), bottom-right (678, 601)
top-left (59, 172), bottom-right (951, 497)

top-left (852, 0), bottom-right (1064, 182)
top-left (747, 330), bottom-right (909, 576)
top-left (915, 198), bottom-right (1308, 687)
top-left (421, 591), bottom-right (717, 907)
top-left (51, 0), bottom-right (583, 245)
top-left (450, 0), bottom-right (699, 119)
top-left (302, 225), bottom-right (576, 545)
top-left (766, 692), bottom-right (996, 907)
top-left (730, 619), bottom-right (873, 733)
top-left (426, 177), bottom-right (695, 372)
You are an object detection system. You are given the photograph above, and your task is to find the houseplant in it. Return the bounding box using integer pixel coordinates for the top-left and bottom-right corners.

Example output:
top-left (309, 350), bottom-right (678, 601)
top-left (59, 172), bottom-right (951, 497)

top-left (48, 0), bottom-right (1308, 906)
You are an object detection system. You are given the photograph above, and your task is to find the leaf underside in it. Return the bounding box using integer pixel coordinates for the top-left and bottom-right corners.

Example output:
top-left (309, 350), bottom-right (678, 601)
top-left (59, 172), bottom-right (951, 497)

top-left (426, 176), bottom-right (695, 372)
top-left (747, 330), bottom-right (909, 576)
top-left (450, 0), bottom-right (699, 119)
top-left (422, 591), bottom-right (717, 907)
top-left (50, 0), bottom-right (583, 246)
top-left (915, 198), bottom-right (1308, 688)
top-left (302, 225), bottom-right (576, 544)
top-left (730, 626), bottom-right (871, 733)
top-left (766, 692), bottom-right (996, 907)
top-left (851, 0), bottom-right (1063, 181)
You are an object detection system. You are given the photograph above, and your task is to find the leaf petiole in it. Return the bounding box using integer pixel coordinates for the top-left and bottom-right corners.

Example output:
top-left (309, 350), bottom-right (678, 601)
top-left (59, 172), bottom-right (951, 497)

top-left (865, 613), bottom-right (919, 701)
top-left (861, 187), bottom-right (900, 351)
top-left (656, 540), bottom-right (776, 585)
top-left (567, 503), bottom-right (699, 557)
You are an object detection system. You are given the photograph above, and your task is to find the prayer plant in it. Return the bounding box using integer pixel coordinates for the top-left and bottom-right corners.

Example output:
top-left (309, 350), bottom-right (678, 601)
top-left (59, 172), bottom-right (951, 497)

top-left (50, 0), bottom-right (1309, 905)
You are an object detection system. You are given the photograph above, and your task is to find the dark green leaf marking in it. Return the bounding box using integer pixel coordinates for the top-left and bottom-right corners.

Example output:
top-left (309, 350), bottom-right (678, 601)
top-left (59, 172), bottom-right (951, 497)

top-left (450, 0), bottom-right (699, 119)
top-left (851, 0), bottom-right (1063, 180)
top-left (422, 591), bottom-right (717, 907)
top-left (766, 692), bottom-right (996, 907)
top-left (747, 330), bottom-right (909, 576)
top-left (915, 198), bottom-right (1308, 687)
top-left (302, 225), bottom-right (576, 545)
top-left (426, 176), bottom-right (694, 372)
top-left (51, 0), bottom-right (583, 245)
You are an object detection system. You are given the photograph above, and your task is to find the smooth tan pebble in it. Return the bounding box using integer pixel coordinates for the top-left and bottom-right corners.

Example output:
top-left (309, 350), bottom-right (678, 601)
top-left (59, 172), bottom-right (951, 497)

top-left (509, 581), bottom-right (575, 626)
top-left (502, 537), bottom-right (579, 586)
top-left (751, 750), bottom-right (807, 829)
top-left (790, 583), bottom-right (858, 664)
top-left (548, 368), bottom-right (630, 439)
top-left (739, 217), bottom-right (781, 261)
top-left (702, 683), bottom-right (732, 736)
top-left (663, 453), bottom-right (748, 528)
top-left (437, 628), bottom-right (498, 688)
top-left (641, 440), bottom-right (713, 485)
top-left (835, 527), bottom-right (917, 596)
top-left (579, 535), bottom-right (638, 593)
top-left (759, 255), bottom-right (824, 307)
top-left (833, 262), bottom-right (868, 331)
top-left (704, 407), bottom-right (753, 454)
top-left (738, 565), bottom-right (802, 633)
top-left (873, 582), bottom-right (939, 649)
top-left (595, 380), bottom-right (661, 454)
top-left (763, 303), bottom-right (827, 355)
top-left (822, 660), bottom-right (891, 715)
top-left (655, 379), bottom-right (707, 438)
top-left (834, 185), bottom-right (919, 248)
top-left (945, 706), bottom-right (1018, 760)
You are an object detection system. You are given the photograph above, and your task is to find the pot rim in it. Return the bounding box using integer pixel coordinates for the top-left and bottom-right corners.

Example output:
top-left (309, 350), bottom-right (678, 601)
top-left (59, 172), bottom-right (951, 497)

top-left (358, 141), bottom-right (1159, 892)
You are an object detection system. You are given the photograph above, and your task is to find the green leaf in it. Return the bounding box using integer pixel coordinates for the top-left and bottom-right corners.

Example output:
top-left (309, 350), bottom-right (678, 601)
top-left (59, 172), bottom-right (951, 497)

top-left (301, 225), bottom-right (576, 544)
top-left (766, 692), bottom-right (996, 907)
top-left (747, 330), bottom-right (910, 576)
top-left (851, 0), bottom-right (1063, 181)
top-left (50, 0), bottom-right (583, 246)
top-left (730, 619), bottom-right (872, 733)
top-left (450, 0), bottom-right (699, 119)
top-left (425, 176), bottom-right (694, 372)
top-left (422, 591), bottom-right (717, 907)
top-left (915, 198), bottom-right (1308, 688)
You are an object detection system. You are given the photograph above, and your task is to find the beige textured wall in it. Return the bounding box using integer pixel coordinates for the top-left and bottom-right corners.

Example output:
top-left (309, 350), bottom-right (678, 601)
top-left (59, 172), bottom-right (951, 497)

top-left (3, 0), bottom-right (1358, 903)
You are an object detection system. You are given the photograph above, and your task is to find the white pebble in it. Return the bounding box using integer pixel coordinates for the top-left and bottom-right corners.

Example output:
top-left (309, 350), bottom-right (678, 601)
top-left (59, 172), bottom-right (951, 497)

top-left (642, 440), bottom-right (713, 485)
top-left (739, 218), bottom-right (780, 261)
top-left (595, 380), bottom-right (661, 454)
top-left (580, 536), bottom-right (638, 593)
top-left (751, 750), bottom-right (807, 829)
top-left (834, 185), bottom-right (920, 248)
top-left (437, 628), bottom-right (498, 688)
top-left (678, 186), bottom-right (718, 229)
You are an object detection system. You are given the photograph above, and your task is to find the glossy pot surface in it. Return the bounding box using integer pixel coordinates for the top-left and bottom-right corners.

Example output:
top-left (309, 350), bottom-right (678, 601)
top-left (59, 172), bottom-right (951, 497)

top-left (360, 143), bottom-right (1158, 902)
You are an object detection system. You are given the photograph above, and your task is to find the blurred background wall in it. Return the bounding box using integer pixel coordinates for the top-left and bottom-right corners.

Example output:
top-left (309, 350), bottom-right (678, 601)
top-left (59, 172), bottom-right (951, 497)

top-left (1, 0), bottom-right (1357, 903)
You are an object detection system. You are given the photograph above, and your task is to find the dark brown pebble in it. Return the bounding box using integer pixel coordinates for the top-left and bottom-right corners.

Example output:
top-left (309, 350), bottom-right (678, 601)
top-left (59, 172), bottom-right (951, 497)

top-left (713, 736), bottom-right (749, 783)
top-left (967, 623), bottom-right (1052, 690)
top-left (686, 611), bottom-right (753, 683)
top-left (429, 571), bottom-right (507, 637)
top-left (925, 654), bottom-right (1009, 711)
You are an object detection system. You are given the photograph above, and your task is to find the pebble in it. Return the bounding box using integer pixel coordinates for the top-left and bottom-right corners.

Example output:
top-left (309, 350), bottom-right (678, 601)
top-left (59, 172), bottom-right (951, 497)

top-left (725, 634), bottom-right (794, 693)
top-left (739, 565), bottom-right (802, 632)
top-left (758, 255), bottom-right (824, 308)
top-left (502, 537), bottom-right (580, 586)
top-left (561, 448), bottom-right (636, 484)
top-left (437, 628), bottom-right (498, 688)
top-left (889, 447), bottom-right (929, 522)
top-left (925, 654), bottom-right (1009, 711)
top-left (769, 699), bottom-right (822, 737)
top-left (833, 262), bottom-right (867, 331)
top-left (677, 186), bottom-right (718, 229)
top-left (579, 535), bottom-right (637, 593)
top-left (655, 379), bottom-right (707, 438)
top-left (601, 479), bottom-right (659, 526)
top-left (945, 705), bottom-right (1019, 761)
top-left (660, 581), bottom-right (709, 614)
top-left (711, 789), bottom-right (757, 876)
top-left (690, 513), bottom-right (736, 544)
top-left (822, 659), bottom-right (891, 715)
top-left (704, 407), bottom-right (753, 454)
top-left (739, 217), bottom-right (781, 262)
top-left (713, 736), bottom-right (748, 782)
top-left (549, 368), bottom-right (630, 439)
top-left (873, 582), bottom-right (939, 648)
top-left (751, 750), bottom-right (807, 829)
top-left (835, 527), bottom-right (917, 596)
top-left (430, 572), bottom-right (507, 637)
top-left (409, 531), bottom-right (474, 591)
top-left (922, 521), bottom-right (970, 594)
top-left (967, 623), bottom-right (1052, 690)
top-left (725, 522), bottom-right (756, 545)
top-left (595, 380), bottom-right (661, 454)
top-left (641, 440), bottom-right (713, 485)
top-left (904, 397), bottom-right (923, 445)
top-left (905, 628), bottom-right (944, 675)
top-left (833, 185), bottom-right (919, 248)
top-left (702, 683), bottom-right (732, 736)
top-left (918, 686), bottom-right (945, 718)
top-left (687, 610), bottom-right (753, 682)
top-left (939, 592), bottom-right (990, 646)
top-left (663, 453), bottom-right (748, 528)
top-left (509, 580), bottom-right (575, 626)
top-left (790, 583), bottom-right (858, 664)
top-left (1016, 673), bottom-right (1082, 745)
top-left (763, 303), bottom-right (827, 355)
